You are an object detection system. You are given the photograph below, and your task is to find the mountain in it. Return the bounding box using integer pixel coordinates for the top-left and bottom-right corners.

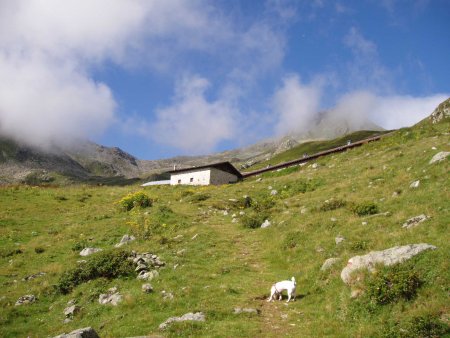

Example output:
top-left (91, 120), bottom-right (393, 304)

top-left (0, 109), bottom-right (387, 184)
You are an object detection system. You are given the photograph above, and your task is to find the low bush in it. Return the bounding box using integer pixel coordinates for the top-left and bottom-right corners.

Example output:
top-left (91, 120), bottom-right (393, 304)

top-left (350, 202), bottom-right (379, 216)
top-left (319, 198), bottom-right (347, 211)
top-left (188, 193), bottom-right (211, 202)
top-left (382, 314), bottom-right (450, 338)
top-left (118, 191), bottom-right (152, 211)
top-left (241, 211), bottom-right (269, 229)
top-left (56, 249), bottom-right (134, 294)
top-left (282, 231), bottom-right (304, 249)
top-left (365, 264), bottom-right (422, 305)
top-left (34, 247), bottom-right (45, 254)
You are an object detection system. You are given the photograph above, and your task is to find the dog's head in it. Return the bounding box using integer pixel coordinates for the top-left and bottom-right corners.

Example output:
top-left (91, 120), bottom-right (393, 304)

top-left (291, 277), bottom-right (296, 285)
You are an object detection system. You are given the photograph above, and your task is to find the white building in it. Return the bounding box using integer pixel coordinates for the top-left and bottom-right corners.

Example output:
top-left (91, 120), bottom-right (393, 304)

top-left (169, 162), bottom-right (242, 186)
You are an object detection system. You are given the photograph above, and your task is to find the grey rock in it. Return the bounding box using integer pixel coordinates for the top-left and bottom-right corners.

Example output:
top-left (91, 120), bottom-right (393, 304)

top-left (115, 234), bottom-right (136, 247)
top-left (142, 283), bottom-right (153, 293)
top-left (341, 243), bottom-right (437, 284)
top-left (320, 258), bottom-right (341, 271)
top-left (161, 290), bottom-right (174, 300)
top-left (234, 307), bottom-right (259, 314)
top-left (223, 210), bottom-right (228, 216)
top-left (137, 269), bottom-right (159, 281)
top-left (22, 271), bottom-right (46, 281)
top-left (312, 163), bottom-right (319, 169)
top-left (260, 219), bottom-right (271, 228)
top-left (52, 327), bottom-right (100, 338)
top-left (98, 288), bottom-right (122, 306)
top-left (64, 305), bottom-right (80, 318)
top-left (79, 248), bottom-right (102, 256)
top-left (270, 189), bottom-right (278, 196)
top-left (335, 236), bottom-right (345, 245)
top-left (429, 151), bottom-right (450, 164)
top-left (410, 180), bottom-right (420, 189)
top-left (159, 312), bottom-right (205, 330)
top-left (402, 214), bottom-right (429, 229)
top-left (430, 98), bottom-right (450, 124)
top-left (15, 294), bottom-right (36, 306)
top-left (135, 263), bottom-right (148, 272)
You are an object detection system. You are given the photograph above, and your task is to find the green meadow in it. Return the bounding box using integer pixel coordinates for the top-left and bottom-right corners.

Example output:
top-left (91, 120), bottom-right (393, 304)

top-left (0, 119), bottom-right (449, 337)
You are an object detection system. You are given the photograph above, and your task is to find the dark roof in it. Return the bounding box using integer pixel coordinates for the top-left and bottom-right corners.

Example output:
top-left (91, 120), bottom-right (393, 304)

top-left (168, 161), bottom-right (243, 178)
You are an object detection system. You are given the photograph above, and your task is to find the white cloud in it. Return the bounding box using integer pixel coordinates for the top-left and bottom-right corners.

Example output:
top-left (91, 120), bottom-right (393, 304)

top-left (146, 75), bottom-right (237, 154)
top-left (272, 74), bottom-right (322, 135)
top-left (331, 91), bottom-right (448, 130)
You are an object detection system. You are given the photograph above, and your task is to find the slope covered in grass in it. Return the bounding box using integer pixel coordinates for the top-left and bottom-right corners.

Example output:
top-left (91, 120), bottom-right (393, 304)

top-left (0, 116), bottom-right (449, 337)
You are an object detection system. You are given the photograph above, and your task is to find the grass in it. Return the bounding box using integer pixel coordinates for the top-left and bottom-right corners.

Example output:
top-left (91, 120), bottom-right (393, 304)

top-left (0, 119), bottom-right (449, 337)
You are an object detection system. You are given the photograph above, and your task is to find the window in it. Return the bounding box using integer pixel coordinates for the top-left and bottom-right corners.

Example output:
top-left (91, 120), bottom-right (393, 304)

top-left (190, 177), bottom-right (194, 182)
top-left (177, 179), bottom-right (181, 184)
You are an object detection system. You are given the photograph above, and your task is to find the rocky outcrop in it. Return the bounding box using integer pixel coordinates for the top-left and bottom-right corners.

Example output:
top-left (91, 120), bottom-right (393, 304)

top-left (429, 151), bottom-right (449, 164)
top-left (341, 243), bottom-right (436, 284)
top-left (115, 234), bottom-right (136, 247)
top-left (15, 294), bottom-right (36, 306)
top-left (98, 287), bottom-right (122, 306)
top-left (129, 251), bottom-right (165, 281)
top-left (429, 98), bottom-right (450, 124)
top-left (53, 327), bottom-right (100, 338)
top-left (402, 215), bottom-right (429, 229)
top-left (159, 312), bottom-right (205, 330)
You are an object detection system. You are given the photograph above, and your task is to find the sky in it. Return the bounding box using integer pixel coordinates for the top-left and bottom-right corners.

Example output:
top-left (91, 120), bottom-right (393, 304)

top-left (0, 0), bottom-right (449, 160)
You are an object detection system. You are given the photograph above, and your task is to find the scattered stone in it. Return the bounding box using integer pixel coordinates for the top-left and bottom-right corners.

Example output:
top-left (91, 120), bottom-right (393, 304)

top-left (233, 307), bottom-right (259, 314)
top-left (239, 211), bottom-right (245, 215)
top-left (392, 191), bottom-right (400, 197)
top-left (63, 318), bottom-right (72, 324)
top-left (223, 210), bottom-right (228, 216)
top-left (365, 211), bottom-right (391, 219)
top-left (431, 146), bottom-right (437, 150)
top-left (316, 247), bottom-right (325, 253)
top-left (99, 287), bottom-right (122, 306)
top-left (137, 269), bottom-right (159, 281)
top-left (429, 151), bottom-right (450, 164)
top-left (53, 327), bottom-right (100, 338)
top-left (79, 248), bottom-right (102, 256)
top-left (231, 213), bottom-right (237, 218)
top-left (341, 243), bottom-right (437, 284)
top-left (15, 294), bottom-right (36, 306)
top-left (402, 214), bottom-right (429, 229)
top-left (256, 178), bottom-right (262, 182)
top-left (330, 217), bottom-right (337, 222)
top-left (67, 299), bottom-right (76, 306)
top-left (409, 180), bottom-right (420, 189)
top-left (173, 235), bottom-right (183, 241)
top-left (177, 249), bottom-right (186, 256)
top-left (191, 233), bottom-right (198, 240)
top-left (281, 314), bottom-right (288, 319)
top-left (361, 222), bottom-right (368, 226)
top-left (350, 289), bottom-right (363, 299)
top-left (335, 236), bottom-right (345, 245)
top-left (142, 283), bottom-right (153, 293)
top-left (312, 163), bottom-right (319, 169)
top-left (114, 234), bottom-right (136, 248)
top-left (261, 219), bottom-right (271, 228)
top-left (232, 218), bottom-right (238, 224)
top-left (63, 305), bottom-right (80, 318)
top-left (77, 260), bottom-right (87, 264)
top-left (268, 186), bottom-right (273, 190)
top-left (300, 208), bottom-right (307, 214)
top-left (22, 271), bottom-right (46, 281)
top-left (320, 258), bottom-right (341, 271)
top-left (270, 189), bottom-right (278, 196)
top-left (159, 312), bottom-right (205, 330)
top-left (161, 290), bottom-right (174, 301)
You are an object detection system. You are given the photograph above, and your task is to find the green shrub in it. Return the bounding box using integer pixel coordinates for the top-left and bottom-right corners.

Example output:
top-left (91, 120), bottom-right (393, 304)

top-left (118, 191), bottom-right (152, 211)
top-left (71, 240), bottom-right (89, 252)
top-left (252, 195), bottom-right (275, 212)
top-left (282, 231), bottom-right (304, 249)
top-left (319, 198), bottom-right (347, 211)
top-left (351, 202), bottom-right (379, 216)
top-left (34, 247), bottom-right (45, 254)
top-left (56, 249), bottom-right (134, 294)
top-left (241, 211), bottom-right (268, 229)
top-left (365, 264), bottom-right (422, 305)
top-left (188, 193), bottom-right (211, 202)
top-left (382, 314), bottom-right (450, 338)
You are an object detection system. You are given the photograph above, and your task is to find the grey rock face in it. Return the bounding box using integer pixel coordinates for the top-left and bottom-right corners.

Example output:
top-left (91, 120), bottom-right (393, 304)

top-left (320, 258), bottom-right (341, 271)
top-left (15, 294), bottom-right (36, 306)
top-left (341, 243), bottom-right (437, 284)
top-left (79, 248), bottom-right (102, 256)
top-left (159, 312), bottom-right (205, 330)
top-left (430, 98), bottom-right (450, 124)
top-left (402, 215), bottom-right (429, 229)
top-left (53, 327), bottom-right (100, 338)
top-left (429, 151), bottom-right (450, 164)
top-left (114, 234), bottom-right (136, 247)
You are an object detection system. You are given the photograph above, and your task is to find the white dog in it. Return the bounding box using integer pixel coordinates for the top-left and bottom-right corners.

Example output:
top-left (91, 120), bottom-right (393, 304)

top-left (267, 277), bottom-right (296, 302)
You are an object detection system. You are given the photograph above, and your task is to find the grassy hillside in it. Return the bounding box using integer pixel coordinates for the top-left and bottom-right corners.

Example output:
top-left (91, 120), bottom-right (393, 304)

top-left (0, 119), bottom-right (449, 337)
top-left (244, 130), bottom-right (388, 171)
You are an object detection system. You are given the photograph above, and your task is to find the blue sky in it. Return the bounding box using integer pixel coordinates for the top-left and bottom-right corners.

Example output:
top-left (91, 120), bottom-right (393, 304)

top-left (0, 0), bottom-right (448, 159)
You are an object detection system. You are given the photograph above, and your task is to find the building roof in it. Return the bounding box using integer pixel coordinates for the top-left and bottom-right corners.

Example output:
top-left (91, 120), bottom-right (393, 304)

top-left (168, 161), bottom-right (243, 178)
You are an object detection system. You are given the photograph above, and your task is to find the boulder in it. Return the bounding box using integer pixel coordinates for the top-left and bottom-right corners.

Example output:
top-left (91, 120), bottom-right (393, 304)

top-left (159, 312), bottom-right (205, 330)
top-left (114, 234), bottom-right (136, 247)
top-left (142, 284), bottom-right (153, 293)
top-left (79, 248), bottom-right (102, 256)
top-left (409, 180), bottom-right (420, 189)
top-left (320, 258), bottom-right (341, 271)
top-left (341, 243), bottom-right (437, 284)
top-left (429, 151), bottom-right (450, 164)
top-left (63, 305), bottom-right (80, 318)
top-left (98, 287), bottom-right (122, 306)
top-left (402, 214), bottom-right (429, 229)
top-left (53, 327), bottom-right (100, 338)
